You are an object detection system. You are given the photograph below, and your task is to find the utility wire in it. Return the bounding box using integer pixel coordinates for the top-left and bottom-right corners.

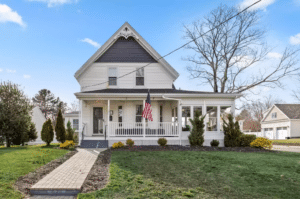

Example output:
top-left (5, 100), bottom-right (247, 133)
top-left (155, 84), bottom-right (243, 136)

top-left (82, 0), bottom-right (262, 89)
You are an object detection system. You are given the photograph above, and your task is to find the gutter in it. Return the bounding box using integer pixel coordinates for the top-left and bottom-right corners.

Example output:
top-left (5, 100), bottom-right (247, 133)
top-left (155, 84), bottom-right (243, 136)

top-left (162, 95), bottom-right (182, 105)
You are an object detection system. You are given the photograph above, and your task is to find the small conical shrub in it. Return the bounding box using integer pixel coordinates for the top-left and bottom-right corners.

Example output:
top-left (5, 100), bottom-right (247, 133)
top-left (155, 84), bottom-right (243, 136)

top-left (222, 114), bottom-right (242, 147)
top-left (66, 121), bottom-right (75, 141)
top-left (27, 122), bottom-right (38, 142)
top-left (55, 109), bottom-right (66, 143)
top-left (188, 110), bottom-right (206, 146)
top-left (41, 119), bottom-right (54, 146)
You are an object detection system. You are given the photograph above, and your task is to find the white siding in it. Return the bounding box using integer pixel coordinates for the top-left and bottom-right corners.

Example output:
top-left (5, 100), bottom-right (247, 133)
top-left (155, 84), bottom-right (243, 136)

top-left (290, 120), bottom-right (300, 137)
top-left (78, 63), bottom-right (173, 92)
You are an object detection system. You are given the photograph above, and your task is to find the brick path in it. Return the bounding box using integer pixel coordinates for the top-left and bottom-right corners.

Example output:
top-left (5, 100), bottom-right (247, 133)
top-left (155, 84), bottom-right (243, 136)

top-left (30, 148), bottom-right (107, 198)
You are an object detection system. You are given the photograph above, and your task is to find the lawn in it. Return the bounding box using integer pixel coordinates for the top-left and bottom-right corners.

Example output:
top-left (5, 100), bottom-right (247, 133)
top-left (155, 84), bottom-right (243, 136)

top-left (0, 144), bottom-right (69, 199)
top-left (78, 150), bottom-right (300, 199)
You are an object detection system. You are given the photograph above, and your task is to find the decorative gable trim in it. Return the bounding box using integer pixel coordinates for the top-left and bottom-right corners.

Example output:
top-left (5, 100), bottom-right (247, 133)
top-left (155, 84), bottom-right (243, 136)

top-left (74, 22), bottom-right (179, 81)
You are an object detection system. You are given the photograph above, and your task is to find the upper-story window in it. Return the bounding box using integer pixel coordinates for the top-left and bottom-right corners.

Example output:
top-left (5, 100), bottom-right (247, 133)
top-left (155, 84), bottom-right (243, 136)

top-left (136, 67), bottom-right (144, 86)
top-left (272, 112), bottom-right (277, 119)
top-left (108, 68), bottom-right (117, 86)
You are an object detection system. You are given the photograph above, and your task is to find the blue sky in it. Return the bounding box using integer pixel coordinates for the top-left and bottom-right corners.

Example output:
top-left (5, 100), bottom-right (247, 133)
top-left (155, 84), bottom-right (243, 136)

top-left (0, 0), bottom-right (300, 109)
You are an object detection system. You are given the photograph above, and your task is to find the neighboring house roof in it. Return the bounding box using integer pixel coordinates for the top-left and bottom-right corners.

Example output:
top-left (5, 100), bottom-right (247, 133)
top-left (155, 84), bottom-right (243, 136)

top-left (74, 22), bottom-right (180, 81)
top-left (64, 111), bottom-right (79, 117)
top-left (274, 104), bottom-right (300, 119)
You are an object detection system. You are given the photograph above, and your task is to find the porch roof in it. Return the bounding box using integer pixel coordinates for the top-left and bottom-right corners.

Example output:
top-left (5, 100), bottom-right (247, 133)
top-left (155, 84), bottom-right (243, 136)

top-left (75, 89), bottom-right (242, 99)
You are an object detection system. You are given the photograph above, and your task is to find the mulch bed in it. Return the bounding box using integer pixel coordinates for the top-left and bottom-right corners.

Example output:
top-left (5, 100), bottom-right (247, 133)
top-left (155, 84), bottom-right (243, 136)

top-left (14, 149), bottom-right (78, 198)
top-left (111, 145), bottom-right (280, 153)
top-left (80, 149), bottom-right (112, 193)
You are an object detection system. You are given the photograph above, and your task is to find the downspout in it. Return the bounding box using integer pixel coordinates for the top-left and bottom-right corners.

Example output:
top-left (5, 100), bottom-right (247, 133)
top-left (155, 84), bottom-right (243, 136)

top-left (162, 95), bottom-right (182, 145)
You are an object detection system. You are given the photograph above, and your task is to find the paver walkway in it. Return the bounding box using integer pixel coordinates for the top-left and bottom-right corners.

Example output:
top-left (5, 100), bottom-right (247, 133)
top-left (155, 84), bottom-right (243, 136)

top-left (272, 145), bottom-right (300, 153)
top-left (30, 148), bottom-right (107, 198)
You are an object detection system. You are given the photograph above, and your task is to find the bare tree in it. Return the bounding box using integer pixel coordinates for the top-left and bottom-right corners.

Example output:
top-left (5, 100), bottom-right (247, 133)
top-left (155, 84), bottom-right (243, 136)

top-left (183, 4), bottom-right (300, 94)
top-left (69, 100), bottom-right (79, 112)
top-left (242, 95), bottom-right (285, 122)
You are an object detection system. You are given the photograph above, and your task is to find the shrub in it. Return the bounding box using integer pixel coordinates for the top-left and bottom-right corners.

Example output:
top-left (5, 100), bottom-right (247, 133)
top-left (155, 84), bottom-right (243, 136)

top-left (41, 119), bottom-right (54, 146)
top-left (250, 137), bottom-right (272, 149)
top-left (188, 110), bottom-right (206, 146)
top-left (73, 133), bottom-right (79, 143)
top-left (158, 138), bottom-right (167, 146)
top-left (60, 140), bottom-right (75, 149)
top-left (210, 139), bottom-right (219, 147)
top-left (238, 134), bottom-right (256, 147)
top-left (112, 141), bottom-right (125, 149)
top-left (222, 114), bottom-right (242, 147)
top-left (126, 139), bottom-right (134, 147)
top-left (55, 109), bottom-right (66, 143)
top-left (66, 121), bottom-right (75, 141)
top-left (182, 125), bottom-right (190, 131)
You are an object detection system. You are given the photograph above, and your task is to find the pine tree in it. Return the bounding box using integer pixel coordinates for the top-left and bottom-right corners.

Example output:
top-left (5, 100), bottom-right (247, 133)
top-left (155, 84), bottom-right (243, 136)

top-left (41, 119), bottom-right (54, 146)
top-left (66, 121), bottom-right (74, 141)
top-left (27, 122), bottom-right (38, 142)
top-left (188, 110), bottom-right (206, 146)
top-left (222, 114), bottom-right (242, 147)
top-left (55, 109), bottom-right (66, 143)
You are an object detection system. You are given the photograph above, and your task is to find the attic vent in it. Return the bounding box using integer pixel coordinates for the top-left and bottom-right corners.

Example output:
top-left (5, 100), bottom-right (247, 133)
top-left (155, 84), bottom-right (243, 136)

top-left (124, 27), bottom-right (128, 31)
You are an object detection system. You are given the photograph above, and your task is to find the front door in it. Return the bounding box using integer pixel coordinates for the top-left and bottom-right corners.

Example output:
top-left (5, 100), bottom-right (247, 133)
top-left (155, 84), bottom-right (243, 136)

top-left (93, 107), bottom-right (103, 134)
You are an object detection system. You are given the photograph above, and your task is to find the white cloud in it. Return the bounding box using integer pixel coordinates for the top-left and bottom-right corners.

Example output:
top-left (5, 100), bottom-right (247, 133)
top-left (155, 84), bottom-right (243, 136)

top-left (0, 68), bottom-right (2, 72)
top-left (267, 52), bottom-right (282, 59)
top-left (6, 69), bottom-right (16, 73)
top-left (0, 4), bottom-right (26, 27)
top-left (23, 75), bottom-right (31, 79)
top-left (28, 0), bottom-right (79, 8)
top-left (239, 0), bottom-right (276, 11)
top-left (80, 38), bottom-right (101, 48)
top-left (290, 33), bottom-right (300, 45)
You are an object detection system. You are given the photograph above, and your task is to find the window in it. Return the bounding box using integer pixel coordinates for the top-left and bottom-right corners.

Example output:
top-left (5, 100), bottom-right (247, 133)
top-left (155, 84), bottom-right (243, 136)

top-left (109, 68), bottom-right (117, 86)
top-left (118, 106), bottom-right (122, 126)
top-left (206, 106), bottom-right (217, 131)
top-left (272, 112), bottom-right (277, 119)
top-left (136, 67), bottom-right (144, 86)
top-left (136, 105), bottom-right (143, 123)
top-left (220, 106), bottom-right (231, 131)
top-left (193, 106), bottom-right (202, 119)
top-left (109, 110), bottom-right (113, 121)
top-left (182, 106), bottom-right (191, 128)
top-left (73, 119), bottom-right (79, 130)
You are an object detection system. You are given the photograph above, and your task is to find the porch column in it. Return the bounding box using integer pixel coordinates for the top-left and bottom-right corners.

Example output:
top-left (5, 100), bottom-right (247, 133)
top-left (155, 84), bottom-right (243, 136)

top-left (143, 99), bottom-right (146, 139)
top-left (178, 100), bottom-right (182, 145)
top-left (217, 106), bottom-right (220, 132)
top-left (231, 100), bottom-right (236, 122)
top-left (79, 99), bottom-right (82, 145)
top-left (107, 99), bottom-right (110, 138)
top-left (203, 100), bottom-right (206, 132)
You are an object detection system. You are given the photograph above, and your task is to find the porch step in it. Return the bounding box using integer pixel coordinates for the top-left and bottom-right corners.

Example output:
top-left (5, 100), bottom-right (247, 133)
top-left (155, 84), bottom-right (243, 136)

top-left (80, 140), bottom-right (108, 148)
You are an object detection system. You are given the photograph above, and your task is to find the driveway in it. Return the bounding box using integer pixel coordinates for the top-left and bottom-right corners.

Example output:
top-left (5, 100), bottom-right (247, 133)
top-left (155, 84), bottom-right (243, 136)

top-left (272, 145), bottom-right (300, 153)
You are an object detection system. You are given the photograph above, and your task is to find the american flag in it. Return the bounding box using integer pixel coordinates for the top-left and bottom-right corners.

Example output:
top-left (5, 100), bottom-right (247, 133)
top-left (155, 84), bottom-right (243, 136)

top-left (142, 90), bottom-right (153, 121)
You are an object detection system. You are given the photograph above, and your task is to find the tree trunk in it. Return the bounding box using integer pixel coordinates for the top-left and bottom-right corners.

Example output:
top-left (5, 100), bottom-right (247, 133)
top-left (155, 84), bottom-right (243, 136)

top-left (6, 137), bottom-right (10, 147)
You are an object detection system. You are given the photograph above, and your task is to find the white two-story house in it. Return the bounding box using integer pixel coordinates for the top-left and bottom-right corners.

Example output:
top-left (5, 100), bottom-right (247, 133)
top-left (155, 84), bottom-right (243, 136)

top-left (74, 22), bottom-right (242, 148)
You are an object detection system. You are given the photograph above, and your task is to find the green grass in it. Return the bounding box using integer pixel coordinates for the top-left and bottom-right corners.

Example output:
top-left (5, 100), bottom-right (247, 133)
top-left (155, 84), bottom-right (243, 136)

top-left (78, 151), bottom-right (300, 199)
top-left (272, 139), bottom-right (300, 143)
top-left (0, 143), bottom-right (69, 199)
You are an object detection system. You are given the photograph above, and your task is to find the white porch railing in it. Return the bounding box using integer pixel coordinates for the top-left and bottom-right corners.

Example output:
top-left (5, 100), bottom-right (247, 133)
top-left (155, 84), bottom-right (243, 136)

top-left (109, 122), bottom-right (179, 137)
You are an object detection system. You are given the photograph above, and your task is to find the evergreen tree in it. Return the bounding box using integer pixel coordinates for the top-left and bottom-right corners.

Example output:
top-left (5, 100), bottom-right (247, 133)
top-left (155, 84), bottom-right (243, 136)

top-left (0, 81), bottom-right (32, 147)
top-left (66, 121), bottom-right (75, 141)
top-left (27, 122), bottom-right (38, 142)
top-left (41, 119), bottom-right (54, 146)
top-left (222, 114), bottom-right (242, 147)
top-left (55, 109), bottom-right (66, 143)
top-left (188, 110), bottom-right (206, 146)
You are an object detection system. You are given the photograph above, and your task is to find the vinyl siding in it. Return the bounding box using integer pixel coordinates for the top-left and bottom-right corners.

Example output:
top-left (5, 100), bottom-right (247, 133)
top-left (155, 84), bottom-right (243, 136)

top-left (264, 106), bottom-right (289, 122)
top-left (290, 120), bottom-right (300, 137)
top-left (78, 63), bottom-right (173, 92)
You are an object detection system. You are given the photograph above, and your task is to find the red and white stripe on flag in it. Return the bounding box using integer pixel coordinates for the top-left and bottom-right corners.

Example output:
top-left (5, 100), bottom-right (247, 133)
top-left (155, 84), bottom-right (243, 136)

top-left (142, 90), bottom-right (153, 121)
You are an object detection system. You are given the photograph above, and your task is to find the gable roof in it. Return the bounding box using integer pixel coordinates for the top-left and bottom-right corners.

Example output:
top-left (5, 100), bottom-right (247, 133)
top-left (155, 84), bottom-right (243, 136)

top-left (74, 22), bottom-right (179, 81)
top-left (274, 104), bottom-right (300, 119)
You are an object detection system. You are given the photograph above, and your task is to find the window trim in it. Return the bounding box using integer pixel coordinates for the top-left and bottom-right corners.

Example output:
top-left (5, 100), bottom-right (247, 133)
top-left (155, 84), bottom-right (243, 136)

top-left (108, 67), bottom-right (118, 87)
top-left (271, 112), bottom-right (277, 119)
top-left (135, 67), bottom-right (146, 87)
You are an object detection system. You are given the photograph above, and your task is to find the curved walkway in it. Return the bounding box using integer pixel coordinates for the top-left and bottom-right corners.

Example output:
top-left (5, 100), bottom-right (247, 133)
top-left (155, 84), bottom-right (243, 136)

top-left (30, 148), bottom-right (107, 198)
top-left (272, 145), bottom-right (300, 153)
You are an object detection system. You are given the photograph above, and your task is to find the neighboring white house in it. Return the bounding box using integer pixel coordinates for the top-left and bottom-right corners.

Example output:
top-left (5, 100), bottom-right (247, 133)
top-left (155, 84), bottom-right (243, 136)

top-left (63, 111), bottom-right (79, 133)
top-left (74, 22), bottom-right (242, 148)
top-left (30, 106), bottom-right (59, 144)
top-left (261, 104), bottom-right (300, 140)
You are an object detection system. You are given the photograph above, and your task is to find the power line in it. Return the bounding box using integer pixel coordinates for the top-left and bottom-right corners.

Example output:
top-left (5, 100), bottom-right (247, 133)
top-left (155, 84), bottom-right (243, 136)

top-left (82, 0), bottom-right (262, 89)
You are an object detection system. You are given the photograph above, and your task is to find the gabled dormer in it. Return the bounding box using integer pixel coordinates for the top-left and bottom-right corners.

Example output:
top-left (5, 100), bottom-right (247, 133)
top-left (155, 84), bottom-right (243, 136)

top-left (75, 22), bottom-right (179, 92)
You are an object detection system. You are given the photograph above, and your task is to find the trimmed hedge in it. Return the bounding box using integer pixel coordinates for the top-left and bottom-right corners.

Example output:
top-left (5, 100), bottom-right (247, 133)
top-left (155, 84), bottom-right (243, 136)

top-left (239, 134), bottom-right (257, 147)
